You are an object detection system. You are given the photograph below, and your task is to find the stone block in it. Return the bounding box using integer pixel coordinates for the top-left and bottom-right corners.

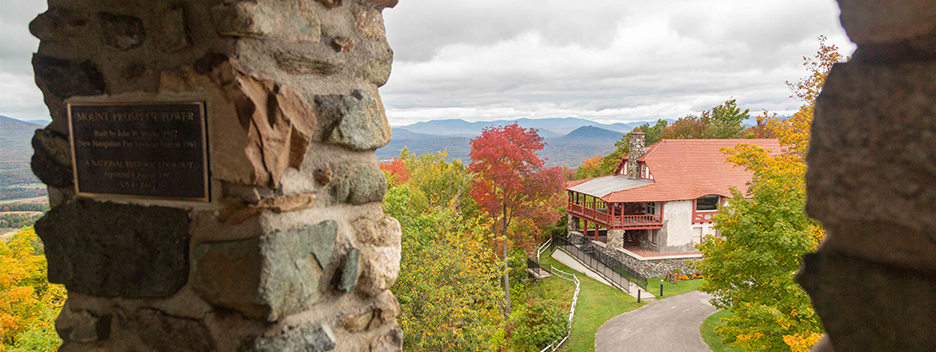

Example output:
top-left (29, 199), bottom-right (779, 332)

top-left (128, 309), bottom-right (213, 352)
top-left (211, 1), bottom-right (321, 42)
top-left (315, 90), bottom-right (392, 151)
top-left (32, 54), bottom-right (105, 99)
top-left (360, 0), bottom-right (399, 10)
top-left (354, 6), bottom-right (387, 40)
top-left (314, 164), bottom-right (333, 185)
top-left (356, 246), bottom-right (401, 297)
top-left (160, 55), bottom-right (316, 187)
top-left (56, 308), bottom-right (111, 343)
top-left (836, 0), bottom-right (936, 44)
top-left (316, 0), bottom-right (343, 9)
top-left (352, 216), bottom-right (400, 247)
top-left (797, 251), bottom-right (936, 352)
top-left (35, 199), bottom-right (189, 298)
top-left (241, 322), bottom-right (337, 352)
top-left (368, 290), bottom-right (400, 330)
top-left (193, 221), bottom-right (338, 321)
top-left (809, 62), bottom-right (936, 270)
top-left (97, 12), bottom-right (145, 50)
top-left (332, 37), bottom-right (354, 52)
top-left (274, 51), bottom-right (340, 75)
top-left (348, 162), bottom-right (388, 205)
top-left (368, 326), bottom-right (403, 352)
top-left (340, 307), bottom-right (374, 333)
top-left (29, 7), bottom-right (88, 41)
top-left (31, 129), bottom-right (72, 188)
top-left (155, 5), bottom-right (191, 53)
top-left (335, 248), bottom-right (360, 292)
top-left (219, 194), bottom-right (317, 225)
top-left (357, 49), bottom-right (393, 87)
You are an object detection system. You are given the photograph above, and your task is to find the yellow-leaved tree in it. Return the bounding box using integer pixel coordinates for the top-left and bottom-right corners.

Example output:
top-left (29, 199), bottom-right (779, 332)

top-left (0, 226), bottom-right (66, 352)
top-left (696, 36), bottom-right (844, 352)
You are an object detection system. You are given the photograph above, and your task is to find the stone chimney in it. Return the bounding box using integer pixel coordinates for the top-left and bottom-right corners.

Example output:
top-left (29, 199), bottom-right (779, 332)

top-left (627, 128), bottom-right (645, 179)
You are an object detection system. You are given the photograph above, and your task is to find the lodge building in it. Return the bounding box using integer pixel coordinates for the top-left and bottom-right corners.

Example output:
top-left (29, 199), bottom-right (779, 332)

top-left (565, 130), bottom-right (780, 276)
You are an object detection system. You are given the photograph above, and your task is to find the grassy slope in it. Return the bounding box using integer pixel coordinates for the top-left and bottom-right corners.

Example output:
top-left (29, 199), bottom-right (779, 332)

top-left (540, 254), bottom-right (646, 352)
top-left (701, 309), bottom-right (744, 352)
top-left (642, 276), bottom-right (706, 298)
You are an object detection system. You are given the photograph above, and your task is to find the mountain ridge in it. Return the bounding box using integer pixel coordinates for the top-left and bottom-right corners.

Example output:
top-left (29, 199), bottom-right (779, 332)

top-left (0, 115), bottom-right (42, 129)
top-left (377, 124), bottom-right (625, 167)
top-left (396, 117), bottom-right (657, 138)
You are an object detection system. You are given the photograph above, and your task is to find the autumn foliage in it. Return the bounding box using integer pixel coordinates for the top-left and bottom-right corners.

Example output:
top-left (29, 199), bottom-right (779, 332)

top-left (0, 227), bottom-right (65, 352)
top-left (468, 123), bottom-right (567, 243)
top-left (696, 36), bottom-right (843, 352)
top-left (381, 147), bottom-right (569, 351)
top-left (379, 157), bottom-right (411, 185)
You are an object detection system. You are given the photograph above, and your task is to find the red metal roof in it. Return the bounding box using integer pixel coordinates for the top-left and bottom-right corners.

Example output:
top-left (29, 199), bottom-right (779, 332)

top-left (578, 139), bottom-right (781, 203)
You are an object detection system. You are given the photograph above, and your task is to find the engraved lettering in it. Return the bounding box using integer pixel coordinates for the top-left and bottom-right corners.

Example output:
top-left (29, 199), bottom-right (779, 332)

top-left (69, 102), bottom-right (208, 201)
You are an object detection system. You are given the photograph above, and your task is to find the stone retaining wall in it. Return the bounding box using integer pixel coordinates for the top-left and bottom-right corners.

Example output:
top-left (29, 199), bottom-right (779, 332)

top-left (593, 244), bottom-right (700, 279)
top-left (568, 232), bottom-right (698, 278)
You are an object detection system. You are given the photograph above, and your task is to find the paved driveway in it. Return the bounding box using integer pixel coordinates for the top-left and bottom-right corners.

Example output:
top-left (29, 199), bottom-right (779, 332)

top-left (595, 291), bottom-right (718, 352)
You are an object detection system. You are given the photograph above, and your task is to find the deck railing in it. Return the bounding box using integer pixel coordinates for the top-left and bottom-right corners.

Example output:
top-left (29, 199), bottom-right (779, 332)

top-left (567, 203), bottom-right (663, 229)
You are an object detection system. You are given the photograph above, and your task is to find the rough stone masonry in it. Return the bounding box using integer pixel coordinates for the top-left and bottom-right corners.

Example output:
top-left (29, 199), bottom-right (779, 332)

top-left (798, 0), bottom-right (936, 351)
top-left (28, 0), bottom-right (403, 351)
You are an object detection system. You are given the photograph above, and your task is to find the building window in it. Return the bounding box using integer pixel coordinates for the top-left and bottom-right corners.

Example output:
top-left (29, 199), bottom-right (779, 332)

top-left (646, 202), bottom-right (655, 214)
top-left (641, 164), bottom-right (647, 178)
top-left (692, 227), bottom-right (703, 245)
top-left (651, 229), bottom-right (658, 245)
top-left (696, 195), bottom-right (719, 211)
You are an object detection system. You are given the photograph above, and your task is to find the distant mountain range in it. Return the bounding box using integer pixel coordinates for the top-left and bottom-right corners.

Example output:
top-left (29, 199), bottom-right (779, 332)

top-left (0, 116), bottom-right (44, 191)
top-left (0, 115), bottom-right (648, 189)
top-left (377, 118), bottom-right (656, 167)
top-left (396, 117), bottom-right (647, 138)
top-left (0, 116), bottom-right (41, 163)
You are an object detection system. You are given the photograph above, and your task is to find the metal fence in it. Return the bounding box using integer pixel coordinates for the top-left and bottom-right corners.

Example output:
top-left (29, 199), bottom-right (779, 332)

top-left (527, 257), bottom-right (547, 276)
top-left (553, 235), bottom-right (648, 292)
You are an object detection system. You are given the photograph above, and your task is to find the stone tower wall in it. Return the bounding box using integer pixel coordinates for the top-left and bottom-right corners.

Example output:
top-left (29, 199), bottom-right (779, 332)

top-left (799, 1), bottom-right (936, 351)
top-left (28, 0), bottom-right (403, 351)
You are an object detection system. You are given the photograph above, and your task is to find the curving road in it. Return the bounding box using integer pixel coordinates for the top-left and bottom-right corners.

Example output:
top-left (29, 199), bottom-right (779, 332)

top-left (595, 291), bottom-right (718, 352)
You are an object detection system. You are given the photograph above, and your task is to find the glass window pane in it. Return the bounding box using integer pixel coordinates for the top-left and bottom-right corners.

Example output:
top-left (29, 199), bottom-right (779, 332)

top-left (696, 195), bottom-right (719, 211)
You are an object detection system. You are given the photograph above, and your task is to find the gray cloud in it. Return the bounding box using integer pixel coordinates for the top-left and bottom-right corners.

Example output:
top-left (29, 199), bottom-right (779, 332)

top-left (0, 0), bottom-right (853, 124)
top-left (0, 1), bottom-right (47, 120)
top-left (381, 0), bottom-right (855, 126)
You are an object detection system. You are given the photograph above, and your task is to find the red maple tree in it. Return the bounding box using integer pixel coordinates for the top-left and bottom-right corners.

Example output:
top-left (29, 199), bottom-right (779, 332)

top-left (468, 123), bottom-right (566, 314)
top-left (379, 158), bottom-right (410, 184)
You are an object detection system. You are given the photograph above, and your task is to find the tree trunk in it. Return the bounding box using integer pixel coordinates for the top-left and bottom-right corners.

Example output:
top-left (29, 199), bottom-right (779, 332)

top-left (503, 199), bottom-right (511, 315)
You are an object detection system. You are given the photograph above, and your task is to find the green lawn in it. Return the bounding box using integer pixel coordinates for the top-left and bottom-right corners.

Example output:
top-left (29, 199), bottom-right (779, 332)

top-left (539, 253), bottom-right (646, 352)
top-left (642, 276), bottom-right (706, 299)
top-left (701, 309), bottom-right (744, 352)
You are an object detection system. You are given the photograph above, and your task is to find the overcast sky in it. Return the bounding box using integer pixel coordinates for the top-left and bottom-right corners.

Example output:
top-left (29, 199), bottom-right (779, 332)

top-left (1, 0), bottom-right (854, 125)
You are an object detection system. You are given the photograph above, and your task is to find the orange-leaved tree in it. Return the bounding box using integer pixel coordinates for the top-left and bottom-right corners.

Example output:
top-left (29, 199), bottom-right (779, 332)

top-left (0, 226), bottom-right (66, 352)
top-left (468, 123), bottom-right (565, 315)
top-left (572, 155), bottom-right (604, 180)
top-left (696, 36), bottom-right (844, 352)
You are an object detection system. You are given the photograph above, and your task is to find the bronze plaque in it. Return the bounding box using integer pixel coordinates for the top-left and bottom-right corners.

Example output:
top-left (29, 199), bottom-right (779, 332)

top-left (68, 102), bottom-right (210, 202)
